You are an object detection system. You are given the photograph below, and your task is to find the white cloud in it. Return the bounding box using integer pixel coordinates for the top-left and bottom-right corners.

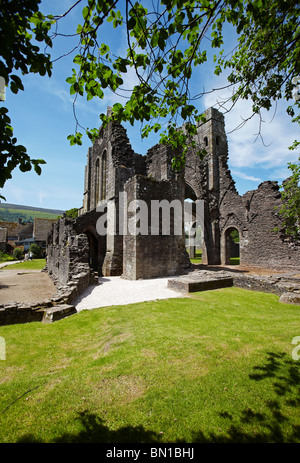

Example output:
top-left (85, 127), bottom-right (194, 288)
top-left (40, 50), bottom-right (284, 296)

top-left (2, 184), bottom-right (25, 204)
top-left (203, 77), bottom-right (299, 172)
top-left (38, 189), bottom-right (50, 205)
top-left (231, 170), bottom-right (262, 182)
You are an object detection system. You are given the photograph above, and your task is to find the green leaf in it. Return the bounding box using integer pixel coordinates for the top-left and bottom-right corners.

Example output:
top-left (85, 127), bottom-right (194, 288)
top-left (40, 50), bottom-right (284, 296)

top-left (82, 6), bottom-right (90, 19)
top-left (127, 16), bottom-right (136, 30)
top-left (112, 102), bottom-right (123, 113)
top-left (67, 133), bottom-right (83, 146)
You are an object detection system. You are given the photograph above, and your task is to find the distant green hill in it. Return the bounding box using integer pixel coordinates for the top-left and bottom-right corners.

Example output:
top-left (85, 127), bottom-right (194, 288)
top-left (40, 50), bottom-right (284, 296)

top-left (0, 203), bottom-right (65, 223)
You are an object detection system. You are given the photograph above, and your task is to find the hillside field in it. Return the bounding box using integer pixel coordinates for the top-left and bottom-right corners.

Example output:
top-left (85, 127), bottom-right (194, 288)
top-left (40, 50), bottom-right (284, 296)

top-left (0, 203), bottom-right (64, 222)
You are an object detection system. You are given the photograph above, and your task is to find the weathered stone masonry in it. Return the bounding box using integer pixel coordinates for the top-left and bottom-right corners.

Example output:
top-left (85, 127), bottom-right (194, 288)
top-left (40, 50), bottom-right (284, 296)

top-left (2, 107), bottom-right (298, 326)
top-left (46, 106), bottom-right (299, 296)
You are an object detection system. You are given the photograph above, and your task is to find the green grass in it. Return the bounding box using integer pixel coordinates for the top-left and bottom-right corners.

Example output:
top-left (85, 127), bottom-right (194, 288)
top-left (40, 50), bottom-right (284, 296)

top-left (189, 250), bottom-right (202, 264)
top-left (0, 287), bottom-right (299, 443)
top-left (3, 259), bottom-right (46, 270)
top-left (0, 207), bottom-right (60, 222)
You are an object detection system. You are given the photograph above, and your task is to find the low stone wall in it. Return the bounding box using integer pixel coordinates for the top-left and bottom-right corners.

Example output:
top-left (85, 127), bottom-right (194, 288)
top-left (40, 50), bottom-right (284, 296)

top-left (0, 264), bottom-right (98, 326)
top-left (168, 268), bottom-right (300, 305)
top-left (232, 273), bottom-right (299, 296)
top-left (168, 274), bottom-right (233, 293)
top-left (0, 301), bottom-right (77, 326)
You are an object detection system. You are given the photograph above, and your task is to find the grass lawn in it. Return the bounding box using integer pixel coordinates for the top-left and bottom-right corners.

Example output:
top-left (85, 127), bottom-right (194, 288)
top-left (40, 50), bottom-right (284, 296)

top-left (3, 259), bottom-right (46, 271)
top-left (189, 250), bottom-right (202, 264)
top-left (0, 287), bottom-right (299, 443)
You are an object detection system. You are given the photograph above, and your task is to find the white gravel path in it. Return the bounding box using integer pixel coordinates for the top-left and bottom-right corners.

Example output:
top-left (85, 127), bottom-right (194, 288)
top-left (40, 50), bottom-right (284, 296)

top-left (75, 275), bottom-right (185, 312)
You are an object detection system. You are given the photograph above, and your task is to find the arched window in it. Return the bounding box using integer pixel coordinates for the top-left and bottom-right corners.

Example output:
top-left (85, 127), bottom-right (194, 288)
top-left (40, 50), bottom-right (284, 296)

top-left (225, 227), bottom-right (240, 265)
top-left (95, 158), bottom-right (100, 205)
top-left (101, 150), bottom-right (107, 201)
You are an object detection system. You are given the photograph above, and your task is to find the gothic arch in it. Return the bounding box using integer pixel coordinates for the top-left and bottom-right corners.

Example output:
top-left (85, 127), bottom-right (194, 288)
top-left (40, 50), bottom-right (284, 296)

top-left (222, 226), bottom-right (240, 265)
top-left (82, 223), bottom-right (107, 276)
top-left (101, 150), bottom-right (107, 201)
top-left (95, 157), bottom-right (100, 206)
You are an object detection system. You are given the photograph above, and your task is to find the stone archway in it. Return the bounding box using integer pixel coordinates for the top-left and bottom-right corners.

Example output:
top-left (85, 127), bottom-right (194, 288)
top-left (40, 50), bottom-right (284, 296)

top-left (85, 230), bottom-right (99, 272)
top-left (224, 227), bottom-right (240, 265)
top-left (83, 228), bottom-right (107, 276)
top-left (184, 181), bottom-right (221, 266)
top-left (184, 182), bottom-right (201, 261)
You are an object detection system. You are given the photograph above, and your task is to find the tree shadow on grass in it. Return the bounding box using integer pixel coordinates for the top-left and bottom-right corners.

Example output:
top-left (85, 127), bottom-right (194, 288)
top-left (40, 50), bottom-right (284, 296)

top-left (189, 352), bottom-right (300, 443)
top-left (17, 352), bottom-right (300, 443)
top-left (17, 412), bottom-right (163, 443)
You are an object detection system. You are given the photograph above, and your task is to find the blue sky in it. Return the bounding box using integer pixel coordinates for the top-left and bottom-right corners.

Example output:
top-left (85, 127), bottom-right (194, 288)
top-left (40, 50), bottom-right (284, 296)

top-left (1, 0), bottom-right (299, 211)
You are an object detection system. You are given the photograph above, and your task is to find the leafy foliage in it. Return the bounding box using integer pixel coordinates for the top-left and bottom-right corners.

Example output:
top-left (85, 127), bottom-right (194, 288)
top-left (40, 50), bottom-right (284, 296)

top-left (0, 251), bottom-right (14, 263)
top-left (12, 247), bottom-right (23, 260)
top-left (62, 0), bottom-right (300, 171)
top-left (0, 0), bottom-right (53, 196)
top-left (65, 207), bottom-right (79, 218)
top-left (1, 0), bottom-right (299, 204)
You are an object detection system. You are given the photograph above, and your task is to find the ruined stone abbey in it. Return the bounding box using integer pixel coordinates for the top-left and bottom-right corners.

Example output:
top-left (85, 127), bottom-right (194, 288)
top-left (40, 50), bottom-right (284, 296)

top-left (46, 107), bottom-right (299, 292)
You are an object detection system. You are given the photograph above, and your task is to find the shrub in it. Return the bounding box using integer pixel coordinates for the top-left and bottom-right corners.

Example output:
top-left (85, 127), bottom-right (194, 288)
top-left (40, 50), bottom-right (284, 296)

top-left (28, 243), bottom-right (43, 259)
top-left (13, 247), bottom-right (23, 260)
top-left (0, 251), bottom-right (14, 262)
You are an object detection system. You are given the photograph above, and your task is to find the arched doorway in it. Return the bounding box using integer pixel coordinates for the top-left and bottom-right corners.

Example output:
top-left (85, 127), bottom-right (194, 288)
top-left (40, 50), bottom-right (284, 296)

top-left (83, 228), bottom-right (107, 276)
top-left (184, 182), bottom-right (203, 264)
top-left (224, 227), bottom-right (240, 265)
top-left (85, 230), bottom-right (99, 272)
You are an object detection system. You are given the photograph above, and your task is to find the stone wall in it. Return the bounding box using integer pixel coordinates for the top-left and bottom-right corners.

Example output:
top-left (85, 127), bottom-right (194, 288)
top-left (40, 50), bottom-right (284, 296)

top-left (123, 174), bottom-right (190, 279)
top-left (46, 215), bottom-right (98, 301)
top-left (218, 164), bottom-right (299, 269)
top-left (180, 107), bottom-right (300, 270)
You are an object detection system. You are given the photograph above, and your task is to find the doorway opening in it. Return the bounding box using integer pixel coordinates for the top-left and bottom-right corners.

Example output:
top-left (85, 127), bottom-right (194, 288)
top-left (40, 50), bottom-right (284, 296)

top-left (225, 227), bottom-right (240, 265)
top-left (184, 183), bottom-right (203, 264)
top-left (85, 230), bottom-right (99, 272)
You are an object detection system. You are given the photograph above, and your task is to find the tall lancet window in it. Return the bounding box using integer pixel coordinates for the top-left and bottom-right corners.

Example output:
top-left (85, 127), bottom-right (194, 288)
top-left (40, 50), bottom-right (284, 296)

top-left (101, 150), bottom-right (107, 201)
top-left (95, 158), bottom-right (100, 205)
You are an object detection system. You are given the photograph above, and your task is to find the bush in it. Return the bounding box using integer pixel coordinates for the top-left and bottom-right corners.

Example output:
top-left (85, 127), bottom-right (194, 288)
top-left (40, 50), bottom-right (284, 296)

top-left (0, 251), bottom-right (14, 263)
top-left (13, 248), bottom-right (23, 260)
top-left (28, 243), bottom-right (43, 259)
top-left (66, 207), bottom-right (78, 218)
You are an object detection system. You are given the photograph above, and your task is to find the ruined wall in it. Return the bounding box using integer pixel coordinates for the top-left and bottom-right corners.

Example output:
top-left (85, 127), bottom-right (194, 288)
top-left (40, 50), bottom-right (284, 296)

top-left (181, 107), bottom-right (231, 264)
top-left (46, 216), bottom-right (98, 301)
top-left (182, 107), bottom-right (300, 270)
top-left (47, 106), bottom-right (299, 295)
top-left (80, 109), bottom-right (146, 216)
top-left (219, 179), bottom-right (300, 269)
top-left (123, 174), bottom-right (189, 280)
top-left (79, 109), bottom-right (147, 277)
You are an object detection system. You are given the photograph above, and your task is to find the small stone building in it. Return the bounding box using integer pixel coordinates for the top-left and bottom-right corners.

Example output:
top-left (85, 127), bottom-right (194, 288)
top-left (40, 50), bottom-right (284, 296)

top-left (46, 107), bottom-right (299, 290)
